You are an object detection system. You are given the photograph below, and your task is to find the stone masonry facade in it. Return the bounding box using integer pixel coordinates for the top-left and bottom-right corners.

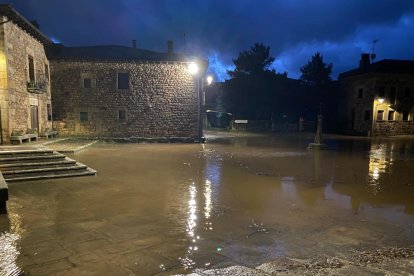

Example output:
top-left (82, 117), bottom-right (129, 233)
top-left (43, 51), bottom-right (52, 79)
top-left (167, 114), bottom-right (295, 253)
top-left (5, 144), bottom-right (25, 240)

top-left (49, 60), bottom-right (199, 140)
top-left (0, 15), bottom-right (52, 143)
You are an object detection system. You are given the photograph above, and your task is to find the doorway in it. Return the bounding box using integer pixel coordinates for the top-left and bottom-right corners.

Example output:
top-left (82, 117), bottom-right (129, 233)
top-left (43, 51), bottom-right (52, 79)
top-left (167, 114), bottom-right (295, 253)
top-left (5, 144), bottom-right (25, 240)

top-left (30, 105), bottom-right (39, 131)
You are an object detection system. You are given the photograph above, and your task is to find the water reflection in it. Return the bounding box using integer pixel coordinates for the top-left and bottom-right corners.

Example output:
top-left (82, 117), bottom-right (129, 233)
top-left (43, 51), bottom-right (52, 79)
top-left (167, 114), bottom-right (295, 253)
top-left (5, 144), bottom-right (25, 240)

top-left (368, 143), bottom-right (391, 194)
top-left (0, 210), bottom-right (24, 276)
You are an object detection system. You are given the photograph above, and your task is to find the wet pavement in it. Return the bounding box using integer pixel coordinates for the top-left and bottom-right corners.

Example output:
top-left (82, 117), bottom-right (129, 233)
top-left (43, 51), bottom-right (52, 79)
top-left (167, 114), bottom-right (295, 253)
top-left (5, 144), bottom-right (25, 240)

top-left (0, 131), bottom-right (414, 275)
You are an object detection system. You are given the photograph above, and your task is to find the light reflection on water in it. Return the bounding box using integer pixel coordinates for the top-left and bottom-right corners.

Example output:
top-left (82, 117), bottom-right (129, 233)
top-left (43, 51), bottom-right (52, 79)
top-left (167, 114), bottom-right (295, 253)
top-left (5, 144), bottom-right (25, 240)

top-left (0, 211), bottom-right (24, 276)
top-left (368, 143), bottom-right (391, 194)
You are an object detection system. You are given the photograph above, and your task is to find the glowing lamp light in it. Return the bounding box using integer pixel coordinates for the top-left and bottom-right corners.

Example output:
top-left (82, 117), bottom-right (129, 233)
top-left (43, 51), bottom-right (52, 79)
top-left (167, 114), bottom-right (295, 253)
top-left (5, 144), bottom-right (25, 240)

top-left (188, 62), bottom-right (199, 75)
top-left (206, 75), bottom-right (213, 85)
top-left (378, 98), bottom-right (384, 104)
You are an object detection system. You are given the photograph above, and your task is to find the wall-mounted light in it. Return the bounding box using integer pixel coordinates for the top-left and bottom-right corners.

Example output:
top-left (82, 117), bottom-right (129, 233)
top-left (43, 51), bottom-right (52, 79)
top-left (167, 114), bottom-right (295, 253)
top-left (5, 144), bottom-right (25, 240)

top-left (188, 62), bottom-right (199, 75)
top-left (206, 75), bottom-right (213, 85)
top-left (378, 98), bottom-right (384, 104)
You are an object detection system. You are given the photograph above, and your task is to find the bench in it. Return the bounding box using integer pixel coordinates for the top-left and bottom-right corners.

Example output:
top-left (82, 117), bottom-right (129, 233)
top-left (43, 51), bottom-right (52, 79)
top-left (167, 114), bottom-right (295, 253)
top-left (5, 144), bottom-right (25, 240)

top-left (40, 129), bottom-right (59, 139)
top-left (10, 129), bottom-right (38, 144)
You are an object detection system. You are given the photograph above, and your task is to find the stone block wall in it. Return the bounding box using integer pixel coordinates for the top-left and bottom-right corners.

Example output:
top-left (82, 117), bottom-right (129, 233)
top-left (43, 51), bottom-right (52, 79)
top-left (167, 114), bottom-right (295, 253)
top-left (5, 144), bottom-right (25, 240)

top-left (0, 18), bottom-right (52, 143)
top-left (49, 60), bottom-right (199, 140)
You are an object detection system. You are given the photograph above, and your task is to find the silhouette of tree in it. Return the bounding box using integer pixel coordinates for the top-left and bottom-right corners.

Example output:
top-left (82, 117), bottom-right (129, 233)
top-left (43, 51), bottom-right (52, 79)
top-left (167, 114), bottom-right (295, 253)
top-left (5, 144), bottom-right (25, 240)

top-left (222, 43), bottom-right (297, 121)
top-left (300, 52), bottom-right (332, 87)
top-left (228, 43), bottom-right (275, 78)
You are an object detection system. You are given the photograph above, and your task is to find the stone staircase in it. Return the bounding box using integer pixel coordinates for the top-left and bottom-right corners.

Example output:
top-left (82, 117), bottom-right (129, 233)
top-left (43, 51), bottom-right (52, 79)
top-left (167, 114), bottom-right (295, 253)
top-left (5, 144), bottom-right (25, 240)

top-left (0, 148), bottom-right (96, 182)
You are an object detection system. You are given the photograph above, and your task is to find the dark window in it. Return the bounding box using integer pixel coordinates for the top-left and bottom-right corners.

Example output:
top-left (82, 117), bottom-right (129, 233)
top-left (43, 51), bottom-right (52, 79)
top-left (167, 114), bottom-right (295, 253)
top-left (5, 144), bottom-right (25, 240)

top-left (364, 110), bottom-right (370, 121)
top-left (377, 110), bottom-right (384, 121)
top-left (388, 110), bottom-right (395, 121)
top-left (405, 87), bottom-right (411, 98)
top-left (403, 111), bottom-right (409, 121)
top-left (47, 104), bottom-right (52, 121)
top-left (389, 87), bottom-right (396, 104)
top-left (378, 86), bottom-right (385, 97)
top-left (83, 78), bottom-right (92, 88)
top-left (80, 112), bottom-right (88, 122)
top-left (117, 72), bottom-right (129, 89)
top-left (45, 64), bottom-right (49, 81)
top-left (118, 110), bottom-right (126, 120)
top-left (28, 55), bottom-right (35, 82)
top-left (358, 88), bottom-right (363, 98)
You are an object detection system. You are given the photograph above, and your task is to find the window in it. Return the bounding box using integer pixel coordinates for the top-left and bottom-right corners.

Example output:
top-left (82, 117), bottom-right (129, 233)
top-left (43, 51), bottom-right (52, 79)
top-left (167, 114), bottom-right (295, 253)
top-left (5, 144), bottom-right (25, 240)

top-left (389, 87), bottom-right (396, 104)
top-left (377, 110), bottom-right (384, 121)
top-left (83, 78), bottom-right (92, 88)
top-left (80, 112), bottom-right (88, 122)
top-left (47, 104), bottom-right (52, 121)
top-left (378, 86), bottom-right (385, 97)
top-left (403, 111), bottom-right (409, 121)
top-left (405, 87), bottom-right (411, 98)
top-left (364, 110), bottom-right (370, 121)
top-left (118, 110), bottom-right (126, 120)
top-left (117, 72), bottom-right (129, 89)
top-left (28, 55), bottom-right (35, 82)
top-left (357, 88), bottom-right (363, 98)
top-left (388, 110), bottom-right (395, 121)
top-left (45, 64), bottom-right (49, 82)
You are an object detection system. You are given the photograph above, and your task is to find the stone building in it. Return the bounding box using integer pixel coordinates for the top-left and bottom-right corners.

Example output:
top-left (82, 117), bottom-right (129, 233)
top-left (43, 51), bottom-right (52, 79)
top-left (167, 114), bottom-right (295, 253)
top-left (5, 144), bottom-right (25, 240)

top-left (47, 44), bottom-right (207, 142)
top-left (0, 5), bottom-right (52, 144)
top-left (339, 54), bottom-right (414, 136)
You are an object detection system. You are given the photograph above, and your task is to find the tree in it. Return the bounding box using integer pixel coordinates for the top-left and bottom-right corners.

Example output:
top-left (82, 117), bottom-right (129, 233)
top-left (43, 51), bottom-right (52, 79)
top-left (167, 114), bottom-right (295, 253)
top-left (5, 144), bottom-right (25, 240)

top-left (300, 52), bottom-right (332, 87)
top-left (227, 43), bottom-right (275, 78)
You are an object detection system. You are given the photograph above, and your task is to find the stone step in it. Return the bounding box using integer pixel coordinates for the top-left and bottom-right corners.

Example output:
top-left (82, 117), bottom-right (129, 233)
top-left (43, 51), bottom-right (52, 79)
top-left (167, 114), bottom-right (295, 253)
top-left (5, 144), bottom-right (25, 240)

top-left (0, 153), bottom-right (66, 164)
top-left (0, 159), bottom-right (77, 171)
top-left (5, 168), bottom-right (97, 182)
top-left (0, 149), bottom-right (54, 158)
top-left (3, 164), bottom-right (89, 179)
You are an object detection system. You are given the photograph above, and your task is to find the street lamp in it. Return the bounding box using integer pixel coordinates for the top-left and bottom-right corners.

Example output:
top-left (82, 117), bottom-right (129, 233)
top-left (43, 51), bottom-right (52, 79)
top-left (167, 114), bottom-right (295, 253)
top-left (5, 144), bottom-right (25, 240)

top-left (206, 75), bottom-right (213, 86)
top-left (188, 62), bottom-right (199, 75)
top-left (188, 62), bottom-right (204, 142)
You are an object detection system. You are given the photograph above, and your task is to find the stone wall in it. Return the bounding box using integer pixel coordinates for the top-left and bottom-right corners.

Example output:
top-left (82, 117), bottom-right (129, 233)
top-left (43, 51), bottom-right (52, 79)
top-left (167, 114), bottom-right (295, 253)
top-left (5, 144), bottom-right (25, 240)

top-left (375, 121), bottom-right (414, 136)
top-left (49, 60), bottom-right (199, 140)
top-left (0, 17), bottom-right (51, 143)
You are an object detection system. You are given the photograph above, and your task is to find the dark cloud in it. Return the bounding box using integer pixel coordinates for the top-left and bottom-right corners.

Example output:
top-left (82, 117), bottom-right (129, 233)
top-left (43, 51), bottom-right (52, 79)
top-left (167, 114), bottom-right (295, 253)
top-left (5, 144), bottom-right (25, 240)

top-left (4, 0), bottom-right (414, 80)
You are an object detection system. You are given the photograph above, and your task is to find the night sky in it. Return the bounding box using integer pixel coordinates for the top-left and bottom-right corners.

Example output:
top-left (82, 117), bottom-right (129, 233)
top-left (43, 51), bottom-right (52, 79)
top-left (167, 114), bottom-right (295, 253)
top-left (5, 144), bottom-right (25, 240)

top-left (3, 0), bottom-right (414, 81)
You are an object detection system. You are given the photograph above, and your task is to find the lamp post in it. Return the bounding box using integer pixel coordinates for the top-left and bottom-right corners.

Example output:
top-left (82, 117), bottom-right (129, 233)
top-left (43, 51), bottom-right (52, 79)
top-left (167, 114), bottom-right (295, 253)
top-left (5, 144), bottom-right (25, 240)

top-left (188, 62), bottom-right (213, 143)
top-left (188, 62), bottom-right (203, 142)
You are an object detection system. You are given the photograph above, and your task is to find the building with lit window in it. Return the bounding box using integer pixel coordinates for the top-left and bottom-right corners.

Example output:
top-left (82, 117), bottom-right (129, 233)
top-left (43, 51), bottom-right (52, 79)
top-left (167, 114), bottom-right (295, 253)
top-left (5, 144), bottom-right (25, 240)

top-left (0, 5), bottom-right (52, 143)
top-left (339, 54), bottom-right (414, 136)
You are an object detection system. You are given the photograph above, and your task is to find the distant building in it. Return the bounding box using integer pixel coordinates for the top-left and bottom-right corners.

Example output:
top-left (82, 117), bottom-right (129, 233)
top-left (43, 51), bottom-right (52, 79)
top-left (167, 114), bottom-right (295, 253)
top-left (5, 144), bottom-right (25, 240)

top-left (0, 5), bottom-right (52, 143)
top-left (47, 43), bottom-right (206, 141)
top-left (339, 54), bottom-right (414, 136)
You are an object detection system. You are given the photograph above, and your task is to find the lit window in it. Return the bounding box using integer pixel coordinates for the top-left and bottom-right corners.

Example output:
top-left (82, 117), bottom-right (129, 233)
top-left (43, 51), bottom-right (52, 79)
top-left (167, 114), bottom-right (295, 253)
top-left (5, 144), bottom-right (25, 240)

top-left (377, 110), bottom-right (384, 121)
top-left (118, 72), bottom-right (129, 89)
top-left (388, 110), bottom-right (395, 121)
top-left (80, 112), bottom-right (88, 122)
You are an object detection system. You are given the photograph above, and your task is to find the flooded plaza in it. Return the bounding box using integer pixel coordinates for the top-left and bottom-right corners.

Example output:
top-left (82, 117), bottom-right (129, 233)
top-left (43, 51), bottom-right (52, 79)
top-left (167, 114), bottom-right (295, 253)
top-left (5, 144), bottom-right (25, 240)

top-left (0, 131), bottom-right (414, 275)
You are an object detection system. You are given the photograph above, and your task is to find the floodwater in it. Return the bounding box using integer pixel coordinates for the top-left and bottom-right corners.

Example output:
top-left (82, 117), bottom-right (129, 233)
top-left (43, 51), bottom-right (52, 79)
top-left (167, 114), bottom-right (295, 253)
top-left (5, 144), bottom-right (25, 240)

top-left (0, 131), bottom-right (414, 275)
